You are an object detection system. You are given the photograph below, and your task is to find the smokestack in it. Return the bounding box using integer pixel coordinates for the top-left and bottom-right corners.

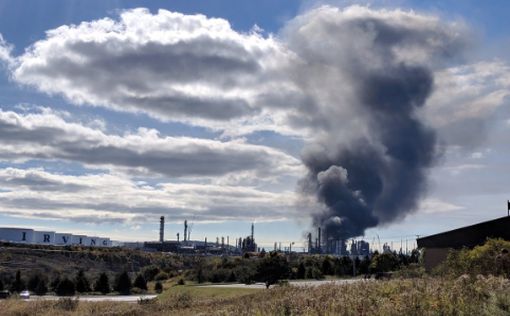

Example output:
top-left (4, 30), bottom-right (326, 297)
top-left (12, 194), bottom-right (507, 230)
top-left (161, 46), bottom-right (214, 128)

top-left (177, 232), bottom-right (180, 242)
top-left (318, 227), bottom-right (321, 252)
top-left (184, 220), bottom-right (188, 242)
top-left (205, 237), bottom-right (207, 248)
top-left (251, 223), bottom-right (254, 240)
top-left (307, 233), bottom-right (312, 253)
top-left (159, 216), bottom-right (165, 243)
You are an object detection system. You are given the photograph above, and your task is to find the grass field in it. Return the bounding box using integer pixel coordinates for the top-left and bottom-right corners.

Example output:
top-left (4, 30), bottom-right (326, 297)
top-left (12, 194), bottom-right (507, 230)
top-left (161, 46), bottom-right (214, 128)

top-left (1, 275), bottom-right (510, 315)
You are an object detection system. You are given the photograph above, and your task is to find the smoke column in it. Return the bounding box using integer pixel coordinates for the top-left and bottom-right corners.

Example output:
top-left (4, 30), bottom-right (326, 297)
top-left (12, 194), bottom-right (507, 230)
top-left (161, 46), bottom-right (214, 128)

top-left (286, 6), bottom-right (465, 239)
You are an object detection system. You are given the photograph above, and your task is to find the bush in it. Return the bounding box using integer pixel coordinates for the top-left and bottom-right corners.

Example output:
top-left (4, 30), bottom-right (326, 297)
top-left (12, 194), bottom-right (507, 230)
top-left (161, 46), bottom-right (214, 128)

top-left (55, 278), bottom-right (76, 296)
top-left (141, 265), bottom-right (161, 281)
top-left (10, 270), bottom-right (25, 293)
top-left (177, 278), bottom-right (185, 285)
top-left (370, 253), bottom-right (399, 273)
top-left (0, 278), bottom-right (3, 291)
top-left (154, 271), bottom-right (169, 281)
top-left (256, 252), bottom-right (290, 288)
top-left (94, 273), bottom-right (110, 294)
top-left (114, 271), bottom-right (132, 295)
top-left (53, 297), bottom-right (79, 311)
top-left (75, 270), bottom-right (91, 293)
top-left (154, 281), bottom-right (163, 293)
top-left (133, 274), bottom-right (148, 291)
top-left (441, 239), bottom-right (510, 277)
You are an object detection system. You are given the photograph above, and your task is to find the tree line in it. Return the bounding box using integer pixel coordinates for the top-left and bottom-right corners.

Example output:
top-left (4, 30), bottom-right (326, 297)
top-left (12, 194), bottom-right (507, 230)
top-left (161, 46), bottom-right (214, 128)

top-left (0, 269), bottom-right (163, 296)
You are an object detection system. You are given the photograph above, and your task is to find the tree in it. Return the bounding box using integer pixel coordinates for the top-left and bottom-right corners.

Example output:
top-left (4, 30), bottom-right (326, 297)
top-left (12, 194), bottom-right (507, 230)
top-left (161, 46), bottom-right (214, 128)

top-left (50, 276), bottom-right (61, 292)
top-left (28, 274), bottom-right (48, 296)
top-left (297, 262), bottom-right (306, 279)
top-left (256, 251), bottom-right (290, 288)
top-left (370, 253), bottom-right (399, 273)
top-left (94, 273), bottom-right (110, 294)
top-left (10, 270), bottom-right (25, 293)
top-left (75, 270), bottom-right (91, 293)
top-left (133, 274), bottom-right (147, 291)
top-left (154, 281), bottom-right (163, 294)
top-left (0, 278), bottom-right (4, 291)
top-left (34, 279), bottom-right (48, 296)
top-left (114, 271), bottom-right (132, 295)
top-left (55, 278), bottom-right (76, 296)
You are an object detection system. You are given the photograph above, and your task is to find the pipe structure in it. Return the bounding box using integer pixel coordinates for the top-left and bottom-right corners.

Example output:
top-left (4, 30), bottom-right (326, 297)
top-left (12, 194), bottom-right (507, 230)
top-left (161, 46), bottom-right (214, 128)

top-left (159, 216), bottom-right (165, 243)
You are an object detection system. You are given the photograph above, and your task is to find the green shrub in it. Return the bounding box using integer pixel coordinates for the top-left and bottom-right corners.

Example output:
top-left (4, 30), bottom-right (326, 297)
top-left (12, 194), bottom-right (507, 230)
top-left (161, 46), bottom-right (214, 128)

top-left (55, 278), bottom-right (75, 296)
top-left (133, 274), bottom-right (148, 291)
top-left (154, 271), bottom-right (169, 281)
top-left (154, 281), bottom-right (163, 293)
top-left (114, 271), bottom-right (132, 295)
top-left (94, 273), bottom-right (110, 294)
top-left (441, 239), bottom-right (510, 278)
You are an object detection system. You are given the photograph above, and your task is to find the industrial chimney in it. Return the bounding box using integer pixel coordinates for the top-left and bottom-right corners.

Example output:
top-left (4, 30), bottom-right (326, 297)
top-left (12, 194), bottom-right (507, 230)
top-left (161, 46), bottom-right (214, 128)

top-left (318, 227), bottom-right (322, 252)
top-left (159, 216), bottom-right (165, 243)
top-left (184, 220), bottom-right (188, 242)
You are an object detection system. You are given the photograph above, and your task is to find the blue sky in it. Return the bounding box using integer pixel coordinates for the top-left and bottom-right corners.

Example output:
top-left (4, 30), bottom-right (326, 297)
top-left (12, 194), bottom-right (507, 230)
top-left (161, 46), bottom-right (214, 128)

top-left (0, 0), bottom-right (509, 251)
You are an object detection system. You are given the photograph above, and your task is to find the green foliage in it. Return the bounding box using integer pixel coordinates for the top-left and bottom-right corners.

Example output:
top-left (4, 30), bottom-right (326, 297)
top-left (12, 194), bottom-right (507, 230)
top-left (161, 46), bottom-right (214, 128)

top-left (133, 274), bottom-right (148, 291)
top-left (53, 297), bottom-right (79, 311)
top-left (28, 273), bottom-right (48, 296)
top-left (177, 278), bottom-right (185, 285)
top-left (114, 271), bottom-right (132, 295)
top-left (55, 278), bottom-right (76, 296)
top-left (370, 253), bottom-right (399, 272)
top-left (154, 271), bottom-right (169, 281)
top-left (9, 270), bottom-right (25, 293)
top-left (141, 265), bottom-right (160, 281)
top-left (154, 281), bottom-right (163, 294)
top-left (75, 270), bottom-right (91, 293)
top-left (34, 278), bottom-right (48, 296)
top-left (256, 251), bottom-right (290, 288)
top-left (94, 273), bottom-right (110, 294)
top-left (441, 238), bottom-right (510, 278)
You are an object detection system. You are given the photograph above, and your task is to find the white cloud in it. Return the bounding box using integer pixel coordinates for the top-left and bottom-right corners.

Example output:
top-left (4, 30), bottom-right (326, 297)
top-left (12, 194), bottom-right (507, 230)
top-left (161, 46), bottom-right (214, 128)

top-left (0, 34), bottom-right (13, 65)
top-left (418, 198), bottom-right (464, 214)
top-left (11, 8), bottom-right (300, 133)
top-left (0, 167), bottom-right (300, 224)
top-left (0, 108), bottom-right (302, 179)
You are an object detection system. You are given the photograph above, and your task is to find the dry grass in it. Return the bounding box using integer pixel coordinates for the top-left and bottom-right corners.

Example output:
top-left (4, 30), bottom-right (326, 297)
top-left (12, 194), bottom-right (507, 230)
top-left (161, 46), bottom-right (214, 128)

top-left (1, 276), bottom-right (510, 315)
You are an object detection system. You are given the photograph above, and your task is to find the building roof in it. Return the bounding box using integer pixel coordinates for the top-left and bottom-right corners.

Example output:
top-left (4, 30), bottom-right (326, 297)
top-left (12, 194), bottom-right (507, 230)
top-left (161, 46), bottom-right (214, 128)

top-left (417, 216), bottom-right (510, 249)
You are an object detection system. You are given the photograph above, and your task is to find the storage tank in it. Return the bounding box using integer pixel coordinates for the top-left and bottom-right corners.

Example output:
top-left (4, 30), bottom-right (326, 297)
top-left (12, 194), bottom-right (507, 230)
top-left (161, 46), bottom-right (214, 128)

top-left (33, 231), bottom-right (55, 245)
top-left (71, 234), bottom-right (88, 246)
top-left (55, 233), bottom-right (73, 246)
top-left (0, 227), bottom-right (34, 243)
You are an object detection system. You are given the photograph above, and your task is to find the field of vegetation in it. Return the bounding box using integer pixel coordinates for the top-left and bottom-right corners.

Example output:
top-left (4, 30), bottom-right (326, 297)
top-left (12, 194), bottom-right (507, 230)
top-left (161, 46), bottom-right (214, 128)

top-left (1, 276), bottom-right (509, 315)
top-left (0, 239), bottom-right (509, 315)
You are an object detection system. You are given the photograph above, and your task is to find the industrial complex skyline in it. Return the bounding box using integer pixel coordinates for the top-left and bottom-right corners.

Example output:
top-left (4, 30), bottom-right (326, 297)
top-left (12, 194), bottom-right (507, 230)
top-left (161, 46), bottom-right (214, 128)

top-left (0, 1), bottom-right (509, 249)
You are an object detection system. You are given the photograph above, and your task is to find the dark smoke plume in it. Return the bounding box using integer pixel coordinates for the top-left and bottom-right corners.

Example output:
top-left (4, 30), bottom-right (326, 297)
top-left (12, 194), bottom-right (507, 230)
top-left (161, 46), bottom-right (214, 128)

top-left (290, 6), bottom-right (465, 240)
top-left (301, 65), bottom-right (435, 239)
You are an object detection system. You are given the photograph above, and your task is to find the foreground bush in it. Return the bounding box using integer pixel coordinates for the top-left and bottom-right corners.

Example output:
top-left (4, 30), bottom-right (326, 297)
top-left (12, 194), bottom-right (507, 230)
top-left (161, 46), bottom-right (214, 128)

top-left (440, 238), bottom-right (510, 278)
top-left (1, 276), bottom-right (510, 315)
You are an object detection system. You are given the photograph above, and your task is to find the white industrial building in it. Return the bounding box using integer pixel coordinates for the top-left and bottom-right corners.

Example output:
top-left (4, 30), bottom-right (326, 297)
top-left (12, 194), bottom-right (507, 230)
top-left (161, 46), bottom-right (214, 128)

top-left (0, 227), bottom-right (111, 247)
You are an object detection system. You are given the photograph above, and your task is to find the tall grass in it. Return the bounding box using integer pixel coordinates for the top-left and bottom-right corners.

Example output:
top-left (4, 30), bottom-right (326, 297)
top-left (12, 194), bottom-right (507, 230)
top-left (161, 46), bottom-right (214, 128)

top-left (1, 276), bottom-right (509, 315)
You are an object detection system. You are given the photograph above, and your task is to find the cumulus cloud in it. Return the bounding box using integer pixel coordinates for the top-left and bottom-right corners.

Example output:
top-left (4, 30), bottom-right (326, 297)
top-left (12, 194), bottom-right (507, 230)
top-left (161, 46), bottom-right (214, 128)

top-left (424, 61), bottom-right (510, 147)
top-left (0, 109), bottom-right (302, 178)
top-left (0, 34), bottom-right (13, 65)
top-left (11, 8), bottom-right (299, 128)
top-left (0, 167), bottom-right (299, 223)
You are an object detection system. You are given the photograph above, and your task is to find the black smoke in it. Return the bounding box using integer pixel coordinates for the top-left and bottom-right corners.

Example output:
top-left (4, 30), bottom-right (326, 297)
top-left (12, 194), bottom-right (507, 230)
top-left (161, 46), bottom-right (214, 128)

top-left (300, 62), bottom-right (437, 240)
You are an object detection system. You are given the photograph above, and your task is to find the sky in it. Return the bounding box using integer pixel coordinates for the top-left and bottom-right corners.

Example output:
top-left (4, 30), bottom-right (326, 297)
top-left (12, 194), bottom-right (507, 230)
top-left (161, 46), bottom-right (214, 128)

top-left (0, 0), bottom-right (509, 251)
